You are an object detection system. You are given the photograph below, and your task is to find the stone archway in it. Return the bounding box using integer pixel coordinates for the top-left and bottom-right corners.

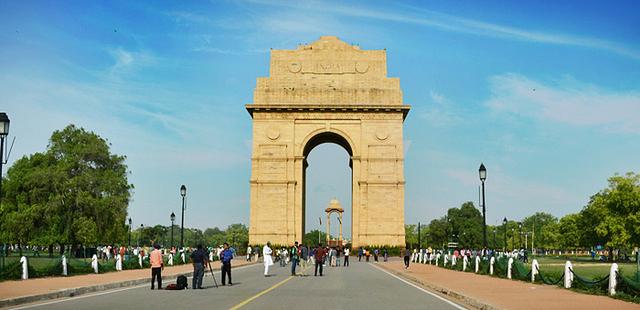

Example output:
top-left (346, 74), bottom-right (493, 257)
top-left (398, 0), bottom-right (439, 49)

top-left (247, 36), bottom-right (410, 247)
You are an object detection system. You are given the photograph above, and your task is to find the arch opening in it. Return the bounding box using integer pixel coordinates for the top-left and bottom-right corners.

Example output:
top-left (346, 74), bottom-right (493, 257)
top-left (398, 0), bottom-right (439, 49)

top-left (302, 132), bottom-right (353, 247)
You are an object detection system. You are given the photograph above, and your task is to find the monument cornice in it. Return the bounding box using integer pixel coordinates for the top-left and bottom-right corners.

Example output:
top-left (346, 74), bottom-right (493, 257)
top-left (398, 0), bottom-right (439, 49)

top-left (246, 104), bottom-right (411, 120)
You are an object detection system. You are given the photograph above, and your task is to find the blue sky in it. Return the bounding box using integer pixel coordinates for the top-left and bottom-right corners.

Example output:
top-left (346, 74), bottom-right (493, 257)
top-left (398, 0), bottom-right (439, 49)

top-left (1, 0), bottom-right (638, 237)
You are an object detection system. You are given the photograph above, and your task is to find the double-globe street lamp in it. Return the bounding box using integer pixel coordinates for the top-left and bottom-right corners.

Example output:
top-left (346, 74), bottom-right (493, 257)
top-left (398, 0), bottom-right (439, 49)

top-left (479, 163), bottom-right (487, 249)
top-left (180, 185), bottom-right (186, 249)
top-left (0, 112), bottom-right (8, 267)
top-left (170, 212), bottom-right (176, 249)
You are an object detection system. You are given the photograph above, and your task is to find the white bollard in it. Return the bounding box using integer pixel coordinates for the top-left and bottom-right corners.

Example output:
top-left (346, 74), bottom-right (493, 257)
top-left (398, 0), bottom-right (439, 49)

top-left (91, 254), bottom-right (99, 274)
top-left (116, 254), bottom-right (122, 271)
top-left (463, 255), bottom-right (468, 271)
top-left (452, 255), bottom-right (457, 266)
top-left (181, 252), bottom-right (186, 264)
top-left (20, 256), bottom-right (28, 280)
top-left (507, 257), bottom-right (513, 279)
top-left (609, 263), bottom-right (618, 296)
top-left (138, 253), bottom-right (143, 268)
top-left (444, 254), bottom-right (449, 266)
top-left (564, 261), bottom-right (573, 288)
top-left (168, 253), bottom-right (174, 266)
top-left (490, 257), bottom-right (495, 275)
top-left (475, 255), bottom-right (480, 273)
top-left (62, 255), bottom-right (68, 276)
top-left (531, 259), bottom-right (539, 282)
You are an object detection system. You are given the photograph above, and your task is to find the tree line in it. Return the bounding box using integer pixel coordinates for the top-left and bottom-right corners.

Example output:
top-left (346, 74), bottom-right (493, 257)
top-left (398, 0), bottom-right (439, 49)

top-left (405, 172), bottom-right (640, 261)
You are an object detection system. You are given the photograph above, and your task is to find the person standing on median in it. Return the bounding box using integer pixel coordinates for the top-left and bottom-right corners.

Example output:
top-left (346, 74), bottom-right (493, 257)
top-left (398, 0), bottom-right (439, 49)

top-left (150, 244), bottom-right (163, 290)
top-left (190, 244), bottom-right (207, 289)
top-left (220, 242), bottom-right (233, 286)
top-left (314, 244), bottom-right (326, 276)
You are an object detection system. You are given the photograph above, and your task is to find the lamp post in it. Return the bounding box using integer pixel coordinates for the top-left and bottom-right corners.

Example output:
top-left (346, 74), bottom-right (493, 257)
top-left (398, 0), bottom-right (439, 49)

top-left (140, 224), bottom-right (144, 247)
top-left (478, 163), bottom-right (487, 249)
top-left (0, 113), bottom-right (9, 268)
top-left (493, 228), bottom-right (497, 249)
top-left (511, 228), bottom-right (515, 251)
top-left (180, 185), bottom-right (186, 249)
top-left (128, 218), bottom-right (132, 249)
top-left (502, 217), bottom-right (507, 252)
top-left (418, 222), bottom-right (421, 250)
top-left (518, 222), bottom-right (522, 249)
top-left (170, 212), bottom-right (175, 249)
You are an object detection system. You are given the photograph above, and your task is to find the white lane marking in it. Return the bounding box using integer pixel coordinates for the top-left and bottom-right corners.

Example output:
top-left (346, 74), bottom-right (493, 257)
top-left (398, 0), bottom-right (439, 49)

top-left (369, 264), bottom-right (467, 310)
top-left (9, 263), bottom-right (260, 310)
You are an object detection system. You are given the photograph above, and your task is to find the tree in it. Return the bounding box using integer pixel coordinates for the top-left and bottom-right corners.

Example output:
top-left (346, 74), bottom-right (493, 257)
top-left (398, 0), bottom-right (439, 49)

top-left (521, 212), bottom-right (558, 250)
top-left (579, 172), bottom-right (640, 260)
top-left (557, 213), bottom-right (582, 251)
top-left (426, 218), bottom-right (448, 249)
top-left (0, 125), bottom-right (133, 256)
top-left (405, 224), bottom-right (418, 248)
top-left (303, 230), bottom-right (328, 247)
top-left (225, 224), bottom-right (248, 249)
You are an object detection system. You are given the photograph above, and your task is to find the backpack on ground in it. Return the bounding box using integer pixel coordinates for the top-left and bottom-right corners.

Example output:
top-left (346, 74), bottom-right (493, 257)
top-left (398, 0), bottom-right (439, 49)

top-left (176, 275), bottom-right (188, 290)
top-left (165, 283), bottom-right (178, 290)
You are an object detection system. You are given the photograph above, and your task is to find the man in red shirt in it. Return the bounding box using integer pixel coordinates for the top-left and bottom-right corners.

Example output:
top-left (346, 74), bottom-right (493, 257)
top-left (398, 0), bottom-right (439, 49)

top-left (314, 244), bottom-right (326, 276)
top-left (150, 244), bottom-right (164, 289)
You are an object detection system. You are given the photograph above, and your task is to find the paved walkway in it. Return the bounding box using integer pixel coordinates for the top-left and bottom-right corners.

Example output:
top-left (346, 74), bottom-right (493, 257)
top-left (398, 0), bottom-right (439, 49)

top-left (379, 259), bottom-right (638, 310)
top-left (0, 259), bottom-right (254, 304)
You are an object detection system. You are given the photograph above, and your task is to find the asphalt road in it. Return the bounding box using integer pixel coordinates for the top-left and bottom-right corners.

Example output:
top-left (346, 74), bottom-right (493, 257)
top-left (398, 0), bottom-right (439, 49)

top-left (12, 260), bottom-right (465, 310)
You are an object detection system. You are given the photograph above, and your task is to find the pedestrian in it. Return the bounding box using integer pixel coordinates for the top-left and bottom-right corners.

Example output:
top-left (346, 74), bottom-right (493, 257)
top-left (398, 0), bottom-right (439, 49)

top-left (247, 245), bottom-right (252, 262)
top-left (190, 244), bottom-right (207, 289)
top-left (374, 249), bottom-right (379, 262)
top-left (336, 248), bottom-right (341, 267)
top-left (365, 249), bottom-right (370, 262)
top-left (220, 242), bottom-right (233, 286)
top-left (150, 244), bottom-right (163, 290)
top-left (343, 247), bottom-right (350, 266)
top-left (403, 246), bottom-right (411, 269)
top-left (263, 242), bottom-right (274, 277)
top-left (300, 244), bottom-right (309, 275)
top-left (290, 241), bottom-right (300, 276)
top-left (314, 244), bottom-right (326, 276)
top-left (383, 248), bottom-right (388, 262)
top-left (358, 247), bottom-right (363, 262)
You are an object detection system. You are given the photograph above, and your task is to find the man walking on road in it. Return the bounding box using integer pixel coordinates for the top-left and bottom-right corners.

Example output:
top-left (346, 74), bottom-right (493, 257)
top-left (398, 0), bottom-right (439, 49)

top-left (263, 242), bottom-right (273, 276)
top-left (221, 242), bottom-right (233, 286)
top-left (290, 241), bottom-right (300, 276)
top-left (314, 244), bottom-right (326, 276)
top-left (150, 244), bottom-right (163, 290)
top-left (190, 244), bottom-right (207, 289)
top-left (403, 246), bottom-right (411, 269)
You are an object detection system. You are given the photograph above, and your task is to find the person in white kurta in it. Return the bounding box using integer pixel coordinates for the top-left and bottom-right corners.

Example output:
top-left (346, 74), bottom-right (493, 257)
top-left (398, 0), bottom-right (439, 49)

top-left (263, 242), bottom-right (274, 276)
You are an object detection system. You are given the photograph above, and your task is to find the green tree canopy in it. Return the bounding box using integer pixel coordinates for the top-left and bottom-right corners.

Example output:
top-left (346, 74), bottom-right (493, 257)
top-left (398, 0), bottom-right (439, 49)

top-left (1, 125), bottom-right (133, 254)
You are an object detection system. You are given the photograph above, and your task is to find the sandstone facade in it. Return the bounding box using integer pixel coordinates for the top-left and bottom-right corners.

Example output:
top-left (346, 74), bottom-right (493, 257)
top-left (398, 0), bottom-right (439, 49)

top-left (247, 36), bottom-right (410, 247)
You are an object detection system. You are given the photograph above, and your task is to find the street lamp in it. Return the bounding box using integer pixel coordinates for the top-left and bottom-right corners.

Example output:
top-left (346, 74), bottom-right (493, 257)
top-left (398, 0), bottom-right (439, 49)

top-left (128, 217), bottom-right (132, 249)
top-left (140, 224), bottom-right (144, 247)
top-left (478, 163), bottom-right (487, 249)
top-left (502, 217), bottom-right (507, 252)
top-left (0, 112), bottom-right (10, 204)
top-left (518, 222), bottom-right (523, 249)
top-left (170, 212), bottom-right (175, 249)
top-left (493, 228), bottom-right (497, 249)
top-left (180, 185), bottom-right (186, 249)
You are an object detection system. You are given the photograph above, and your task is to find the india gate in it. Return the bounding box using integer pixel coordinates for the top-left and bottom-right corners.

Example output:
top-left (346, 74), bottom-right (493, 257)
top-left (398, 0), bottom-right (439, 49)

top-left (247, 36), bottom-right (410, 247)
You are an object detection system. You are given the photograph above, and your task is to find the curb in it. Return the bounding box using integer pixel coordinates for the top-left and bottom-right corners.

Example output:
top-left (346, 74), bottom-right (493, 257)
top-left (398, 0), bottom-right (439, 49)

top-left (377, 265), bottom-right (499, 310)
top-left (0, 261), bottom-right (259, 309)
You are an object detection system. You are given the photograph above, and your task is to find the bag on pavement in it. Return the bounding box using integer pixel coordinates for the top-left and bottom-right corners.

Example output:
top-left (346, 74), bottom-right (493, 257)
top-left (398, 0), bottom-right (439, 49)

top-left (176, 275), bottom-right (188, 290)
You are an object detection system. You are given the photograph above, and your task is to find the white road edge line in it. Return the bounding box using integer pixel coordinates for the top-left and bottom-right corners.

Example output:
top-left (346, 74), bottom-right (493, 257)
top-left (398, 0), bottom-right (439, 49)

top-left (9, 263), bottom-right (260, 310)
top-left (369, 263), bottom-right (467, 310)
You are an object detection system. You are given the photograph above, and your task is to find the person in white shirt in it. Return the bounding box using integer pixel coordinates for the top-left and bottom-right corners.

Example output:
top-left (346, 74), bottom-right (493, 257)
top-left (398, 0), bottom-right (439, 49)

top-left (263, 242), bottom-right (274, 276)
top-left (344, 247), bottom-right (350, 266)
top-left (247, 246), bottom-right (252, 262)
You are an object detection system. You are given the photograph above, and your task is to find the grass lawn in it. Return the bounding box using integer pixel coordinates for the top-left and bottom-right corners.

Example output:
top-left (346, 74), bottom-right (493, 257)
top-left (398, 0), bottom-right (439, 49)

top-left (527, 255), bottom-right (639, 280)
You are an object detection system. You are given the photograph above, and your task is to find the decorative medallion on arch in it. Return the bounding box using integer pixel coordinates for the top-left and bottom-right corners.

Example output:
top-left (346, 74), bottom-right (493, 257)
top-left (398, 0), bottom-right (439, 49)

top-left (246, 36), bottom-right (410, 247)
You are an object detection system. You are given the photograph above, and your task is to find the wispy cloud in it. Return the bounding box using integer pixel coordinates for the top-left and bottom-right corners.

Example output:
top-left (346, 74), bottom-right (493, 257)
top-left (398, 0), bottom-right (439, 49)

top-left (420, 90), bottom-right (464, 127)
top-left (245, 0), bottom-right (640, 59)
top-left (486, 73), bottom-right (640, 134)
